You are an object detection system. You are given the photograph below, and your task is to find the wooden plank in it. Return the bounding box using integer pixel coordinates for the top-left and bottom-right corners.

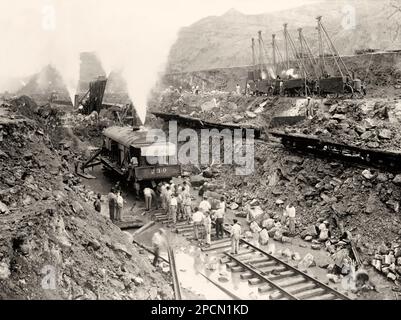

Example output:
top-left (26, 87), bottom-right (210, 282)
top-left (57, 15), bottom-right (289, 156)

top-left (76, 172), bottom-right (96, 179)
top-left (114, 220), bottom-right (144, 230)
top-left (132, 221), bottom-right (155, 236)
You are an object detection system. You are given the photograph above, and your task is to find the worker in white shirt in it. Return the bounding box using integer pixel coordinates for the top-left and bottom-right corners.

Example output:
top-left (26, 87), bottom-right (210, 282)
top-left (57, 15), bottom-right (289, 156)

top-left (219, 196), bottom-right (226, 213)
top-left (182, 180), bottom-right (191, 193)
top-left (169, 180), bottom-right (176, 193)
top-left (176, 186), bottom-right (183, 219)
top-left (230, 219), bottom-right (241, 254)
top-left (169, 193), bottom-right (178, 224)
top-left (214, 207), bottom-right (225, 239)
top-left (143, 187), bottom-right (156, 211)
top-left (192, 207), bottom-right (205, 242)
top-left (182, 191), bottom-right (192, 223)
top-left (165, 186), bottom-right (172, 215)
top-left (203, 211), bottom-right (212, 247)
top-left (199, 195), bottom-right (211, 213)
top-left (236, 84), bottom-right (241, 95)
top-left (115, 191), bottom-right (124, 221)
top-left (160, 182), bottom-right (167, 210)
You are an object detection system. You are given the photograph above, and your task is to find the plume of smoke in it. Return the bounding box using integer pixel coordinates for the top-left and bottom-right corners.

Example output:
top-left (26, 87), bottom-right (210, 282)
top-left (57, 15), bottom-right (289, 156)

top-left (267, 67), bottom-right (276, 79)
top-left (281, 68), bottom-right (300, 79)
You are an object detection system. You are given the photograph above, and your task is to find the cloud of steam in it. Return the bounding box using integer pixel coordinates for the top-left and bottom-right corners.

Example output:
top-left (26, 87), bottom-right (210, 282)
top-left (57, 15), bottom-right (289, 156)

top-left (281, 68), bottom-right (300, 79)
top-left (267, 67), bottom-right (276, 79)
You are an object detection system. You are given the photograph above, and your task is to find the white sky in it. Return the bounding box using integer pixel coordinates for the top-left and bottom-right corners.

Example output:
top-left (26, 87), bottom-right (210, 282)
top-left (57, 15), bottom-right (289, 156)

top-left (0, 0), bottom-right (318, 122)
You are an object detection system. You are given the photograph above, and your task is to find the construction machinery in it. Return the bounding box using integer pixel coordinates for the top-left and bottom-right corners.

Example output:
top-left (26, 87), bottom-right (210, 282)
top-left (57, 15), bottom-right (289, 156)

top-left (315, 16), bottom-right (366, 97)
top-left (246, 31), bottom-right (274, 96)
top-left (83, 126), bottom-right (181, 188)
top-left (280, 23), bottom-right (317, 97)
top-left (74, 76), bottom-right (107, 114)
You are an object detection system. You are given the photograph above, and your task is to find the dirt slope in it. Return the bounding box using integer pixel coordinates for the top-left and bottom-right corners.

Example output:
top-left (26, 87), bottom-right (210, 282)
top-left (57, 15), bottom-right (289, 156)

top-left (0, 98), bottom-right (173, 300)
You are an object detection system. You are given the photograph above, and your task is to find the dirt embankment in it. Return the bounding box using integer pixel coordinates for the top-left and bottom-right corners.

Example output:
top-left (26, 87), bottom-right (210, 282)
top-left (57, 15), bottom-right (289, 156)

top-left (0, 98), bottom-right (173, 300)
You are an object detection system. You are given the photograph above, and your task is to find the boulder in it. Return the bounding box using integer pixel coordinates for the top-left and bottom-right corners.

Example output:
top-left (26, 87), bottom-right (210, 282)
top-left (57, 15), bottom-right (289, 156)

top-left (245, 111), bottom-right (257, 119)
top-left (259, 229), bottom-right (270, 245)
top-left (281, 236), bottom-right (292, 243)
top-left (0, 201), bottom-right (9, 214)
top-left (190, 175), bottom-right (206, 187)
top-left (233, 115), bottom-right (244, 123)
top-left (378, 129), bottom-right (392, 140)
top-left (332, 114), bottom-right (346, 121)
top-left (376, 173), bottom-right (388, 183)
top-left (386, 200), bottom-right (399, 213)
top-left (387, 273), bottom-right (397, 281)
top-left (304, 225), bottom-right (318, 237)
top-left (362, 170), bottom-right (375, 180)
top-left (273, 230), bottom-right (283, 242)
top-left (201, 100), bottom-right (218, 112)
top-left (361, 131), bottom-right (374, 140)
top-left (250, 221), bottom-right (262, 233)
top-left (0, 262), bottom-right (10, 280)
top-left (230, 203), bottom-right (239, 210)
top-left (246, 206), bottom-right (264, 221)
top-left (298, 253), bottom-right (315, 270)
top-left (393, 175), bottom-right (401, 186)
top-left (249, 199), bottom-right (260, 206)
top-left (133, 276), bottom-right (144, 286)
top-left (261, 218), bottom-right (275, 230)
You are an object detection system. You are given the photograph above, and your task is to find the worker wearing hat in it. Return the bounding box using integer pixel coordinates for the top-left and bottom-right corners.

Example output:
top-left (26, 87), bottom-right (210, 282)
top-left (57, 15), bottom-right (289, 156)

top-left (198, 195), bottom-right (211, 213)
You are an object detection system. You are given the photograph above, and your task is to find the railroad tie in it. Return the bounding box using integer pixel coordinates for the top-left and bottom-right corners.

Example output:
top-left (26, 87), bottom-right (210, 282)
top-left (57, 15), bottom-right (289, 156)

top-left (309, 293), bottom-right (338, 300)
top-left (295, 287), bottom-right (326, 300)
top-left (265, 270), bottom-right (294, 280)
top-left (239, 272), bottom-right (254, 280)
top-left (258, 285), bottom-right (272, 294)
top-left (276, 276), bottom-right (307, 288)
top-left (248, 278), bottom-right (263, 286)
top-left (231, 266), bottom-right (244, 273)
top-left (286, 283), bottom-right (317, 296)
top-left (201, 242), bottom-right (231, 252)
top-left (261, 265), bottom-right (287, 274)
top-left (251, 260), bottom-right (276, 269)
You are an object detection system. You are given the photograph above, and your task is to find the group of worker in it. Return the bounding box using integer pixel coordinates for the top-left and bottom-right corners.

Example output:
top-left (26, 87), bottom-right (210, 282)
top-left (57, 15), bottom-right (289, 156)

top-left (189, 194), bottom-right (242, 254)
top-left (107, 186), bottom-right (125, 221)
top-left (159, 180), bottom-right (192, 224)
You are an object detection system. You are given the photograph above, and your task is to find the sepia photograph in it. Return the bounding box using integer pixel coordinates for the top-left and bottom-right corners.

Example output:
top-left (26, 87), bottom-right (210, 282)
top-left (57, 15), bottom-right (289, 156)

top-left (0, 0), bottom-right (401, 311)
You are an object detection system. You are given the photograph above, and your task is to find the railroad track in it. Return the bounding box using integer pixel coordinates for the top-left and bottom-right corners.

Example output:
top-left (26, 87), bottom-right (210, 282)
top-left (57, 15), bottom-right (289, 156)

top-left (153, 211), bottom-right (351, 300)
top-left (167, 245), bottom-right (183, 300)
top-left (270, 130), bottom-right (401, 172)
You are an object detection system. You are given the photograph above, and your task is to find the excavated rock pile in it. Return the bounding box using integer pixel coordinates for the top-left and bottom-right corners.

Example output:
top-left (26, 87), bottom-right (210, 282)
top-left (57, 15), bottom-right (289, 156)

top-left (0, 101), bottom-right (173, 299)
top-left (213, 142), bottom-right (401, 262)
top-left (150, 89), bottom-right (281, 128)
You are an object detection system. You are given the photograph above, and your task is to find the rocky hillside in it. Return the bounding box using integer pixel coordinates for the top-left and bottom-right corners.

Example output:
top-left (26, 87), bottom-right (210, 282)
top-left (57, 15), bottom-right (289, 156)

top-left (166, 0), bottom-right (401, 73)
top-left (0, 98), bottom-right (173, 300)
